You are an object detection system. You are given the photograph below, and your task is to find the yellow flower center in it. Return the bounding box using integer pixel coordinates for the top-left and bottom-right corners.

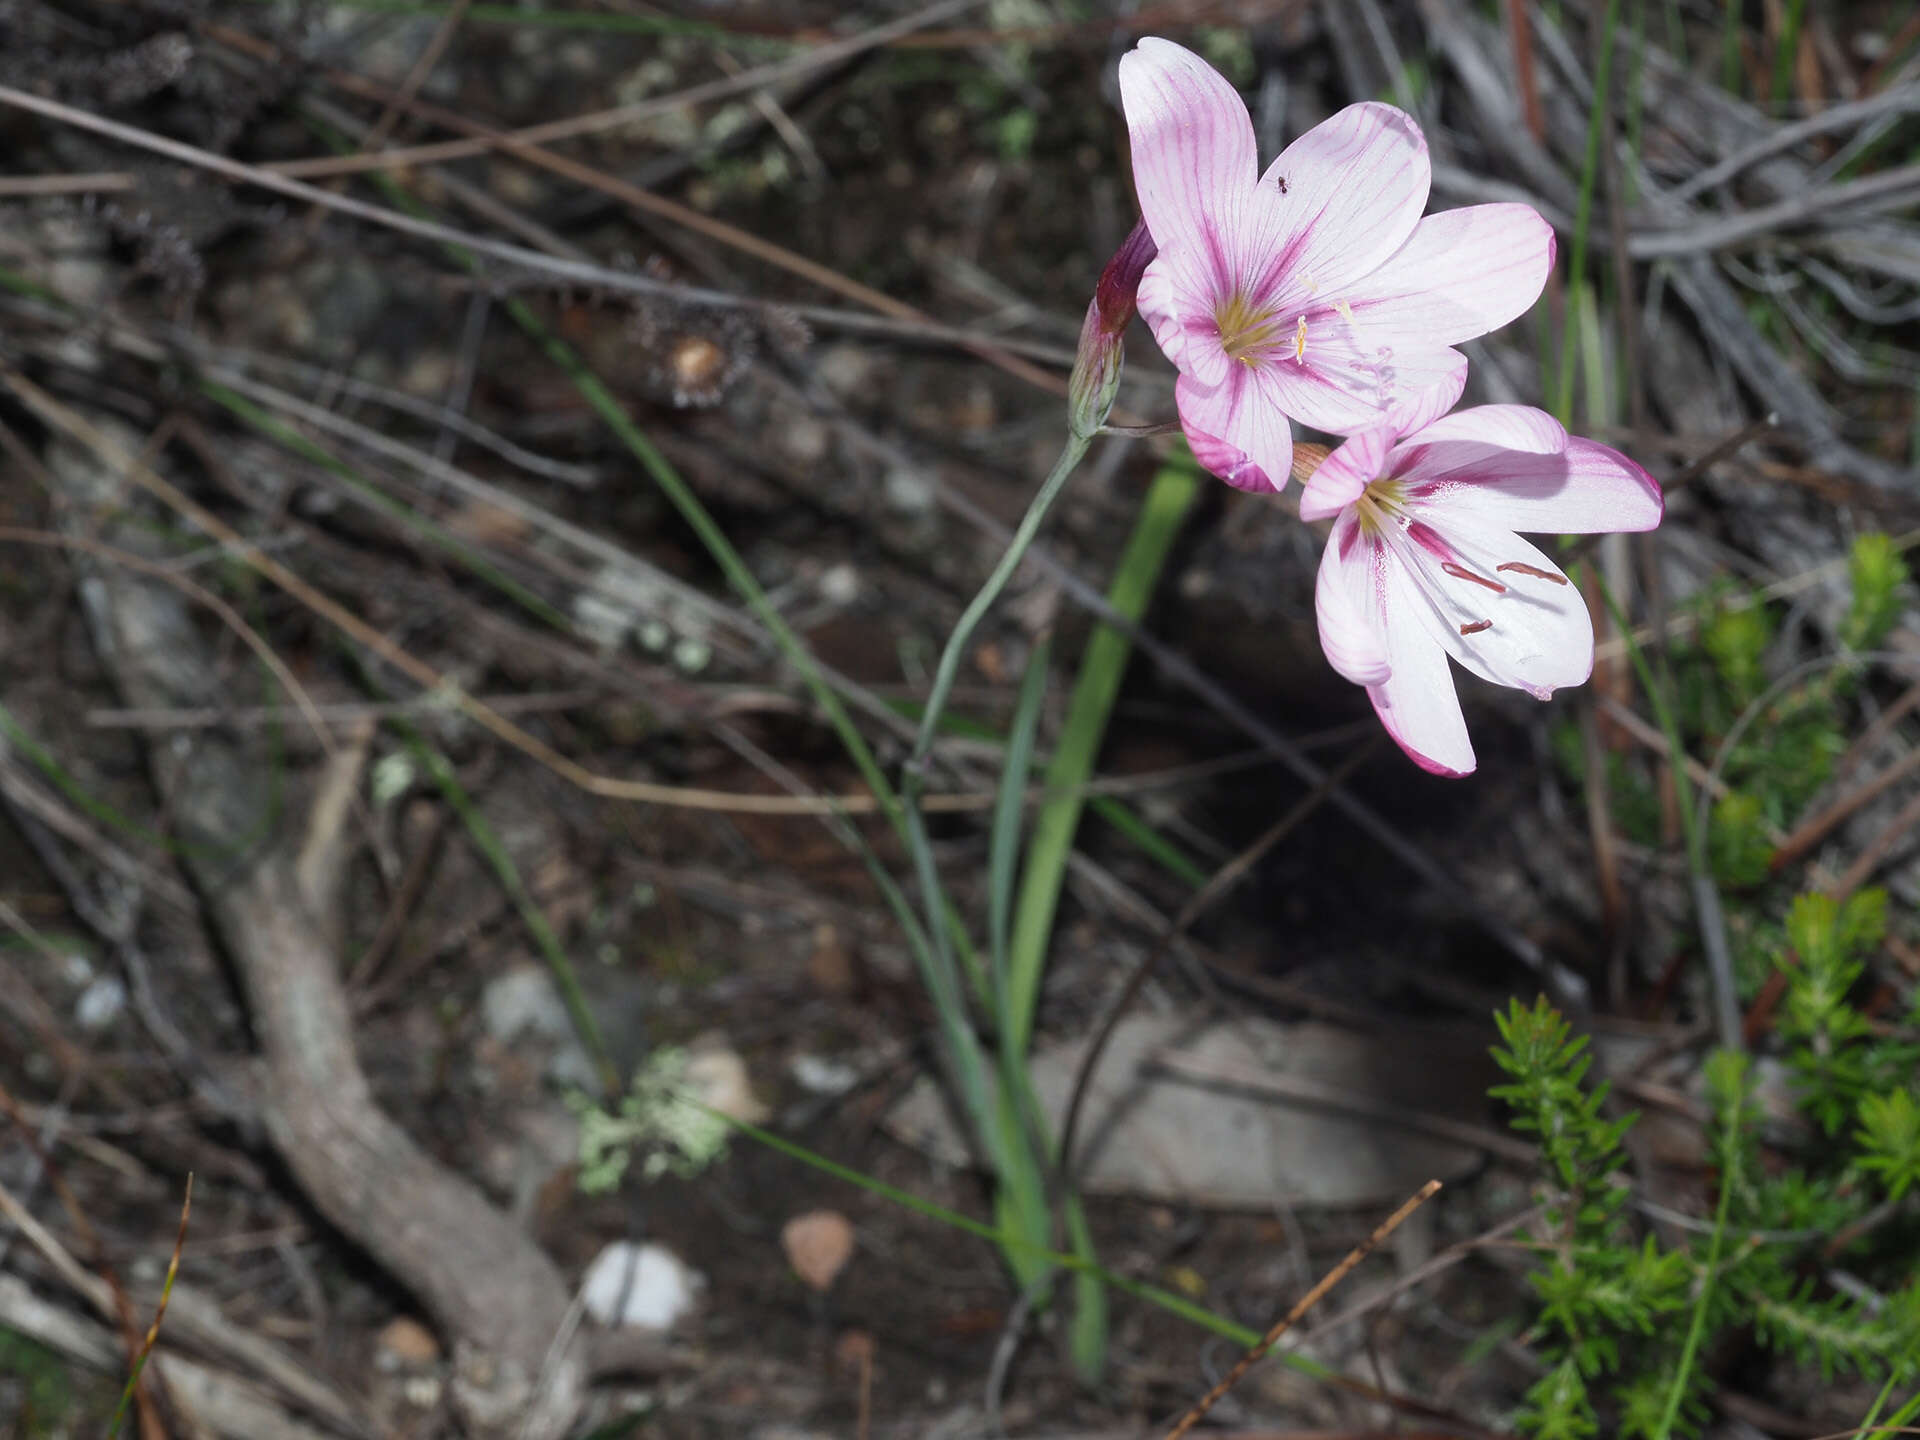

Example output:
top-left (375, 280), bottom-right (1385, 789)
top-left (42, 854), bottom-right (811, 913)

top-left (1353, 478), bottom-right (1406, 538)
top-left (1213, 292), bottom-right (1293, 366)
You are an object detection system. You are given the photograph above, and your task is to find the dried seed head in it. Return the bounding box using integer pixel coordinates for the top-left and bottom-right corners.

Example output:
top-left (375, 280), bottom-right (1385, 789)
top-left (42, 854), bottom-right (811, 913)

top-left (668, 334), bottom-right (730, 401)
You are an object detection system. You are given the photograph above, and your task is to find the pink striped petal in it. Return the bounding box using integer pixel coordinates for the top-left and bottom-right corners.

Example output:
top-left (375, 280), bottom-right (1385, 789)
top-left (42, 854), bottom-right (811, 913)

top-left (1392, 358), bottom-right (1469, 437)
top-left (1299, 424), bottom-right (1393, 521)
top-left (1370, 555), bottom-right (1475, 776)
top-left (1405, 404), bottom-right (1567, 455)
top-left (1252, 102), bottom-right (1430, 310)
top-left (1409, 437), bottom-right (1664, 535)
top-left (1263, 338), bottom-right (1468, 437)
top-left (1176, 369), bottom-right (1293, 492)
top-left (1315, 513), bottom-right (1391, 685)
top-left (1393, 518), bottom-right (1593, 700)
top-left (1137, 249), bottom-right (1231, 387)
top-left (1118, 39), bottom-right (1259, 257)
top-left (1333, 203), bottom-right (1554, 347)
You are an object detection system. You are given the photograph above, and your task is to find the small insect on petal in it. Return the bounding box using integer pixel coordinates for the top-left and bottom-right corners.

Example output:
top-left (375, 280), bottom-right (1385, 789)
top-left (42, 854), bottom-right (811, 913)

top-left (1441, 561), bottom-right (1507, 594)
top-left (1497, 561), bottom-right (1570, 585)
top-left (1459, 619), bottom-right (1493, 635)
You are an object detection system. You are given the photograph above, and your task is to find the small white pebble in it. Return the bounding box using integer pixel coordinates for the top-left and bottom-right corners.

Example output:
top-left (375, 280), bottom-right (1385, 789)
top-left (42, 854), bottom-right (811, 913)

top-left (580, 1242), bottom-right (703, 1330)
top-left (75, 976), bottom-right (126, 1033)
top-left (817, 564), bottom-right (859, 606)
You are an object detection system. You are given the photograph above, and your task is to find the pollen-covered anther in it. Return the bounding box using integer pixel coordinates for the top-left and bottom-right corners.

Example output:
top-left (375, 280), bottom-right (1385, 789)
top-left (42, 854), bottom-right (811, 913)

top-left (1293, 315), bottom-right (1308, 362)
top-left (1441, 561), bottom-right (1507, 594)
top-left (1459, 619), bottom-right (1493, 636)
top-left (1497, 561), bottom-right (1570, 586)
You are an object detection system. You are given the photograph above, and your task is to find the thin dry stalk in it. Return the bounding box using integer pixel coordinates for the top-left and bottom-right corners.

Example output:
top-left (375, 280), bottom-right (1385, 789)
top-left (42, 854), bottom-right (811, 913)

top-left (1160, 1180), bottom-right (1444, 1440)
top-left (295, 0), bottom-right (474, 240)
top-left (1, 370), bottom-right (1030, 818)
top-left (1829, 785), bottom-right (1920, 901)
top-left (268, 43), bottom-right (1066, 395)
top-left (1770, 744), bottom-right (1920, 874)
top-left (109, 1177), bottom-right (193, 1440)
top-left (0, 1085), bottom-right (170, 1440)
top-left (1504, 0), bottom-right (1546, 140)
top-left (0, 172), bottom-right (135, 196)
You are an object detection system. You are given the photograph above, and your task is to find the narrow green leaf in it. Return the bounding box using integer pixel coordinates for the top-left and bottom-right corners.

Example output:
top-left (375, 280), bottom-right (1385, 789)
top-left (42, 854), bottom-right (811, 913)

top-left (1005, 455), bottom-right (1200, 1055)
top-left (990, 637), bottom-right (1051, 981)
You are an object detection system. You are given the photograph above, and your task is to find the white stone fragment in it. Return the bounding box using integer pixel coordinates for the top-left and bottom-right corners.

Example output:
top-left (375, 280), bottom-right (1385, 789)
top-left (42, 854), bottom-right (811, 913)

top-left (579, 1241), bottom-right (703, 1331)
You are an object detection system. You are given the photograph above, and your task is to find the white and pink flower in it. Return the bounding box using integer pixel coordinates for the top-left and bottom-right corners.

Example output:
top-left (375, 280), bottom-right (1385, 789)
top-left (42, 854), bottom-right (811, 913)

top-left (1300, 377), bottom-right (1664, 776)
top-left (1116, 37), bottom-right (1555, 491)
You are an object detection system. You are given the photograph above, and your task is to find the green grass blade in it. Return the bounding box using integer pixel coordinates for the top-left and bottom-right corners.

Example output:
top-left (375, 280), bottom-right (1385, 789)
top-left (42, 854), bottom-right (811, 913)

top-left (690, 1095), bottom-right (1333, 1364)
top-left (1088, 794), bottom-right (1208, 889)
top-left (1553, 0), bottom-right (1621, 423)
top-left (1772, 0), bottom-right (1807, 103)
top-left (383, 709), bottom-right (619, 1097)
top-left (1653, 1053), bottom-right (1746, 1438)
top-left (1721, 0), bottom-right (1743, 93)
top-left (998, 455), bottom-right (1201, 1382)
top-left (990, 638), bottom-right (1051, 981)
top-left (1005, 454), bottom-right (1200, 1056)
top-left (882, 695), bottom-right (1212, 888)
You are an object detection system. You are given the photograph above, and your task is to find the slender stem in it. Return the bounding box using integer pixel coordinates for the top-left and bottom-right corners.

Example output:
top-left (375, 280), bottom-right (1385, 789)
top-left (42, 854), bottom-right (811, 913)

top-left (905, 434), bottom-right (1093, 789)
top-left (899, 433), bottom-right (1092, 1035)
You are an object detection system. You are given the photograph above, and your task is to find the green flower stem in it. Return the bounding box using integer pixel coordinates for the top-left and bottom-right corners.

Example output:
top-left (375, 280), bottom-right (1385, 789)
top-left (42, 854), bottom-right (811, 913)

top-left (900, 434), bottom-right (1092, 978)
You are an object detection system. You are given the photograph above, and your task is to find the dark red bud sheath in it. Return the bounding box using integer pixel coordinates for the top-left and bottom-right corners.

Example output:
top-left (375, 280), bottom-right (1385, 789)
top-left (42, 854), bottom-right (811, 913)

top-left (1068, 220), bottom-right (1156, 439)
top-left (1093, 219), bottom-right (1156, 331)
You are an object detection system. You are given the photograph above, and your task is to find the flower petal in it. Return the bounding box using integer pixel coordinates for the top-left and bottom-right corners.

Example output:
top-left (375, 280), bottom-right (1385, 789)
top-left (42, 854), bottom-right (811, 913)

top-left (1392, 516), bottom-right (1593, 701)
top-left (1405, 404), bottom-right (1567, 455)
top-left (1407, 436), bottom-right (1664, 535)
top-left (1369, 555), bottom-right (1475, 776)
top-left (1137, 249), bottom-right (1230, 387)
top-left (1315, 511), bottom-right (1391, 685)
top-left (1262, 337), bottom-right (1467, 437)
top-left (1119, 39), bottom-right (1259, 259)
top-left (1299, 425), bottom-right (1393, 521)
top-left (1334, 202), bottom-right (1555, 347)
top-left (1176, 369), bottom-right (1292, 492)
top-left (1253, 102), bottom-right (1430, 308)
top-left (1391, 358), bottom-right (1469, 437)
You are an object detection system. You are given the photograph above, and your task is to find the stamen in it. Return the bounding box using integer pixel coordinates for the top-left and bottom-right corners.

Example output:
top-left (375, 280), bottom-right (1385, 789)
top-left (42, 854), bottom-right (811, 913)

top-left (1497, 561), bottom-right (1570, 586)
top-left (1459, 619), bottom-right (1493, 636)
top-left (1442, 561), bottom-right (1507, 594)
top-left (1292, 316), bottom-right (1308, 362)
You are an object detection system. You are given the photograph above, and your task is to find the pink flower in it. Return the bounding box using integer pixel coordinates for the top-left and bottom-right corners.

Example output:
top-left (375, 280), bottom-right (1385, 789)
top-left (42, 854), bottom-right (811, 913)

top-left (1300, 376), bottom-right (1663, 777)
top-left (1117, 37), bottom-right (1556, 492)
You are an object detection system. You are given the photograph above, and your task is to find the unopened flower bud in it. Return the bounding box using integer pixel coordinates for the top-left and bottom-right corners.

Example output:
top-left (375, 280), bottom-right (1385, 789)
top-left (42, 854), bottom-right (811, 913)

top-left (1068, 220), bottom-right (1157, 439)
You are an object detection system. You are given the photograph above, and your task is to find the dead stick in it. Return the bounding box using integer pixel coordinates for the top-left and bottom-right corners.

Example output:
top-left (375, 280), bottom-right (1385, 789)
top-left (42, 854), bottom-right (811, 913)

top-left (1160, 1179), bottom-right (1443, 1440)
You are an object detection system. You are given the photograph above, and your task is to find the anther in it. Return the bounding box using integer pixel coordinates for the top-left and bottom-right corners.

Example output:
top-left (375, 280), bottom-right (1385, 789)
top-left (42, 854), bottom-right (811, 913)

top-left (1442, 561), bottom-right (1507, 594)
top-left (1292, 316), bottom-right (1308, 362)
top-left (1497, 561), bottom-right (1569, 585)
top-left (1459, 619), bottom-right (1493, 636)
